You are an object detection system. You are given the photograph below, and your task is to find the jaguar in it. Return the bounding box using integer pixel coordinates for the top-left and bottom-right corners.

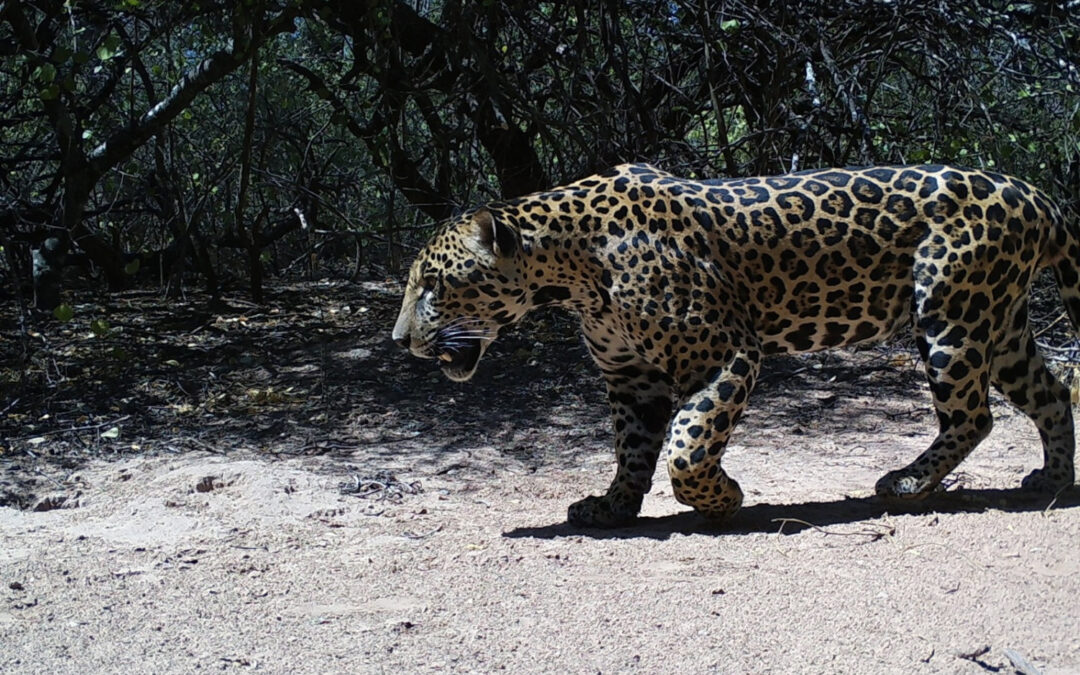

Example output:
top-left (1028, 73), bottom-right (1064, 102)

top-left (392, 163), bottom-right (1079, 527)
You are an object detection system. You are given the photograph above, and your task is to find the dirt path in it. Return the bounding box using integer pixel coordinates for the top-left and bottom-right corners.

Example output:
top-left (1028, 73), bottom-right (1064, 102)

top-left (2, 282), bottom-right (1079, 673)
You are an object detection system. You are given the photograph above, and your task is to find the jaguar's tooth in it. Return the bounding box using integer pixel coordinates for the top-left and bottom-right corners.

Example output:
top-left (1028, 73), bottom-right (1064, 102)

top-left (438, 352), bottom-right (453, 362)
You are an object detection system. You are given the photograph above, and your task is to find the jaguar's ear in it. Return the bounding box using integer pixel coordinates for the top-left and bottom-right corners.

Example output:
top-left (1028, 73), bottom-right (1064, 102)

top-left (474, 208), bottom-right (518, 259)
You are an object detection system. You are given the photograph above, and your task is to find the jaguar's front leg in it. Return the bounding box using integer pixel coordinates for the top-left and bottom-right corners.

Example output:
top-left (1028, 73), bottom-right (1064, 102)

top-left (666, 346), bottom-right (761, 523)
top-left (567, 365), bottom-right (672, 527)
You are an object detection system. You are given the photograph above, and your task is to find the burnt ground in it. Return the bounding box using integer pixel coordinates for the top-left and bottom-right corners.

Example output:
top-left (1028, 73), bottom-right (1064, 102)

top-left (2, 280), bottom-right (1080, 673)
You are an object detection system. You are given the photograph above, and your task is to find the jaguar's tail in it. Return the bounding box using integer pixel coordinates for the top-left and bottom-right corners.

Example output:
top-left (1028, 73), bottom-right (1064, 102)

top-left (1051, 215), bottom-right (1080, 337)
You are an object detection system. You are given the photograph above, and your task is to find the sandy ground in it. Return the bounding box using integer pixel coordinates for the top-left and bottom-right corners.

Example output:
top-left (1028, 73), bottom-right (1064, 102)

top-left (2, 283), bottom-right (1079, 673)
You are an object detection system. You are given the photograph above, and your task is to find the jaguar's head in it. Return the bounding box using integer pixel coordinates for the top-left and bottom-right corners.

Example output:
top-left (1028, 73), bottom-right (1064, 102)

top-left (392, 208), bottom-right (528, 382)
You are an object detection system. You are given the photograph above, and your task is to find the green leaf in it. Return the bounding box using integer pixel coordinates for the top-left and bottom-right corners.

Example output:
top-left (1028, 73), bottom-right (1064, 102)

top-left (96, 34), bottom-right (122, 61)
top-left (34, 63), bottom-right (57, 83)
top-left (39, 84), bottom-right (60, 100)
top-left (721, 19), bottom-right (740, 32)
top-left (100, 426), bottom-right (120, 439)
top-left (909, 147), bottom-right (930, 162)
top-left (124, 258), bottom-right (141, 275)
top-left (53, 304), bottom-right (74, 322)
top-left (90, 318), bottom-right (111, 337)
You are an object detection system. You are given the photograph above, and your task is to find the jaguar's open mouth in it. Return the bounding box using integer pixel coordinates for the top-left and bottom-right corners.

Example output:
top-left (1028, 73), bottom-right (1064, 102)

top-left (437, 339), bottom-right (484, 382)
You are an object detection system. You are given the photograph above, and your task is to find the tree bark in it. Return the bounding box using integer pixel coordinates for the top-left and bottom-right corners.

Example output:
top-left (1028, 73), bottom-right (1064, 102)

top-left (236, 46), bottom-right (262, 303)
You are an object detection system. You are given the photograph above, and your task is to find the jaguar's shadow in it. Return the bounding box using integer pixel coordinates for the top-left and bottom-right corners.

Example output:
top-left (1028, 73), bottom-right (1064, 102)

top-left (502, 488), bottom-right (1080, 541)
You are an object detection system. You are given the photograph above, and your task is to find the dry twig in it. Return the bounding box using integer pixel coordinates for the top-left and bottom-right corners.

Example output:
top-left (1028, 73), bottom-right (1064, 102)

top-left (771, 517), bottom-right (895, 541)
top-left (340, 471), bottom-right (422, 503)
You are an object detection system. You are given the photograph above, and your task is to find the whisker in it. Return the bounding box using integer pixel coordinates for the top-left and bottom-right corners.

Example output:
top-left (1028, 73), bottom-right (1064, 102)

top-left (440, 329), bottom-right (492, 339)
top-left (439, 324), bottom-right (493, 336)
top-left (438, 333), bottom-right (495, 346)
top-left (435, 316), bottom-right (498, 352)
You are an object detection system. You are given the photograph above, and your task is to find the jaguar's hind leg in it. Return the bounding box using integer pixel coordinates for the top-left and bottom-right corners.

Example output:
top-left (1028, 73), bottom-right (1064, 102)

top-left (991, 318), bottom-right (1075, 492)
top-left (876, 313), bottom-right (995, 499)
top-left (666, 346), bottom-right (761, 523)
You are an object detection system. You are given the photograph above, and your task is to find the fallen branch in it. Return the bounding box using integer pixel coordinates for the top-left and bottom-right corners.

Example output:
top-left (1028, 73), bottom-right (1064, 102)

top-left (339, 471), bottom-right (422, 503)
top-left (5, 415), bottom-right (131, 442)
top-left (1033, 312), bottom-right (1067, 338)
top-left (771, 517), bottom-right (895, 541)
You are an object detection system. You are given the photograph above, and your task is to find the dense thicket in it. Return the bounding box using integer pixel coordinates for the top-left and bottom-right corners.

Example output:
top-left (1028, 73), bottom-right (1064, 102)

top-left (2, 0), bottom-right (1079, 309)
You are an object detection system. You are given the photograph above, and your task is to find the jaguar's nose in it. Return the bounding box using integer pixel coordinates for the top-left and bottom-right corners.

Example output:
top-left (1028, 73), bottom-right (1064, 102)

top-left (392, 335), bottom-right (410, 350)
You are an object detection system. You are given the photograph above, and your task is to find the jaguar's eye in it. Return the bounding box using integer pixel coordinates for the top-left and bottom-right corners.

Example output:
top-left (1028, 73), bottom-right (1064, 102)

top-left (420, 276), bottom-right (438, 295)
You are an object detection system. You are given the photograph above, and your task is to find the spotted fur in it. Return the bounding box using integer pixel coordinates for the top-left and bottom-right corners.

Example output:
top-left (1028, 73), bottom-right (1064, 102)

top-left (392, 164), bottom-right (1080, 527)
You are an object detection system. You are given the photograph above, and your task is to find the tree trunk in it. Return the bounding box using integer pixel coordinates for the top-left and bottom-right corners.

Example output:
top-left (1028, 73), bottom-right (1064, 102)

top-left (235, 48), bottom-right (262, 303)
